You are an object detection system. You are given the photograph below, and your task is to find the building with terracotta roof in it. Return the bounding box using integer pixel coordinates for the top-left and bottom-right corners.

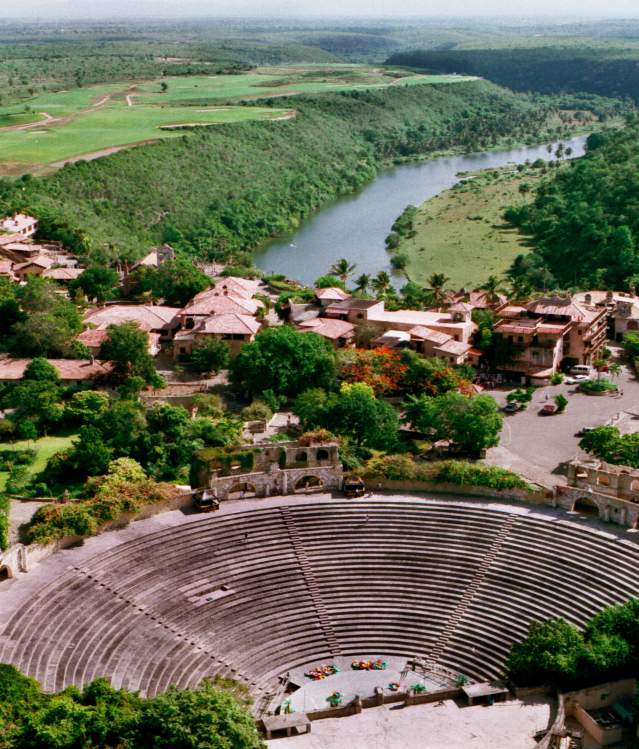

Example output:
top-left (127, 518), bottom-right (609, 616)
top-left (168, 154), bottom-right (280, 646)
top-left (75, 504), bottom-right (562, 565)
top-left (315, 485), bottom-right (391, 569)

top-left (13, 255), bottom-right (54, 280)
top-left (129, 244), bottom-right (175, 272)
top-left (0, 260), bottom-right (16, 282)
top-left (174, 313), bottom-right (261, 358)
top-left (211, 276), bottom-right (262, 299)
top-left (314, 287), bottom-right (351, 306)
top-left (0, 358), bottom-right (111, 383)
top-left (180, 290), bottom-right (262, 327)
top-left (297, 317), bottom-right (355, 348)
top-left (0, 214), bottom-right (38, 238)
top-left (83, 304), bottom-right (180, 339)
top-left (43, 267), bottom-right (84, 283)
top-left (493, 294), bottom-right (608, 384)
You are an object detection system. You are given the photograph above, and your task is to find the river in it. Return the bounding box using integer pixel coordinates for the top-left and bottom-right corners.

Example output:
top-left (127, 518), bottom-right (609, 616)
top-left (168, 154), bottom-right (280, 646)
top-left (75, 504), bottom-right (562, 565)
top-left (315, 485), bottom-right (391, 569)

top-left (254, 135), bottom-right (588, 285)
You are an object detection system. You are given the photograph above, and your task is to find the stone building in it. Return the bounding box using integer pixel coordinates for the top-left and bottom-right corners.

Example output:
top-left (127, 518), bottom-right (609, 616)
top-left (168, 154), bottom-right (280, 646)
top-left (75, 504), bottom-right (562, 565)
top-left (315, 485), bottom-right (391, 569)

top-left (191, 440), bottom-right (343, 501)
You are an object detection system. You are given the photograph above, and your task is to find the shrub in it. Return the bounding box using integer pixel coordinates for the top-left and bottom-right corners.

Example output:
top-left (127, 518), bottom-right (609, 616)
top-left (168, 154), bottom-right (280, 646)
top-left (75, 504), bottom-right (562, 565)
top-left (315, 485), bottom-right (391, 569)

top-left (240, 400), bottom-right (273, 422)
top-left (579, 378), bottom-right (617, 394)
top-left (550, 373), bottom-right (564, 385)
top-left (0, 449), bottom-right (36, 471)
top-left (554, 393), bottom-right (568, 412)
top-left (0, 494), bottom-right (9, 551)
top-left (435, 461), bottom-right (529, 490)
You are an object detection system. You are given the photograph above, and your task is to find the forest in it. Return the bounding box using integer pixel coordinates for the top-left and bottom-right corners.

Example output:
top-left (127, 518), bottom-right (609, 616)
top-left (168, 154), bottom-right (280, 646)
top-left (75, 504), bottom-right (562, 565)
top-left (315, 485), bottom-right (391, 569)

top-left (505, 124), bottom-right (639, 290)
top-left (0, 80), bottom-right (563, 264)
top-left (387, 47), bottom-right (639, 103)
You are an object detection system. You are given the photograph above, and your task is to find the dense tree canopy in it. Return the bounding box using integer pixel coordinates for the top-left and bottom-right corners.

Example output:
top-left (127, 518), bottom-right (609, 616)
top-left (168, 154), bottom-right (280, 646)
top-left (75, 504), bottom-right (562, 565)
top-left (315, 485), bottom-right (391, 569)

top-left (0, 665), bottom-right (262, 749)
top-left (231, 326), bottom-right (336, 398)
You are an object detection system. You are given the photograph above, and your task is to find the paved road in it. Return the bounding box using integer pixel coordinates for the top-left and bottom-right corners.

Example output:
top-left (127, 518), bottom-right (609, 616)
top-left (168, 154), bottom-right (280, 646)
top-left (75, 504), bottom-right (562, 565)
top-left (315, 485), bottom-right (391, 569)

top-left (485, 347), bottom-right (639, 487)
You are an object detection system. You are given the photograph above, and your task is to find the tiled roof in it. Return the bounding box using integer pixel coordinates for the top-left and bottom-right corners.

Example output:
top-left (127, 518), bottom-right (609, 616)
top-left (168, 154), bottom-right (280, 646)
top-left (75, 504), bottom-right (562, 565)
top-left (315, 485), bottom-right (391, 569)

top-left (43, 267), bottom-right (84, 281)
top-left (527, 295), bottom-right (587, 321)
top-left (314, 287), bottom-right (351, 301)
top-left (15, 254), bottom-right (54, 270)
top-left (407, 325), bottom-right (450, 344)
top-left (210, 276), bottom-right (261, 299)
top-left (182, 293), bottom-right (261, 317)
top-left (0, 214), bottom-right (37, 234)
top-left (298, 318), bottom-right (355, 340)
top-left (0, 358), bottom-right (111, 381)
top-left (85, 304), bottom-right (180, 331)
top-left (434, 340), bottom-right (471, 356)
top-left (77, 329), bottom-right (109, 348)
top-left (197, 313), bottom-right (261, 336)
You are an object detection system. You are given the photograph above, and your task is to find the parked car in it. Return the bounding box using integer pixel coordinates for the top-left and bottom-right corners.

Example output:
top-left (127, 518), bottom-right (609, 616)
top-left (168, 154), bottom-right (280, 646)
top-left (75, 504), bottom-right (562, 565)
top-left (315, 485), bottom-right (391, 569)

top-left (569, 365), bottom-right (592, 377)
top-left (540, 403), bottom-right (558, 415)
top-left (577, 426), bottom-right (596, 437)
top-left (565, 375), bottom-right (589, 385)
top-left (502, 402), bottom-right (520, 413)
top-left (343, 476), bottom-right (366, 498)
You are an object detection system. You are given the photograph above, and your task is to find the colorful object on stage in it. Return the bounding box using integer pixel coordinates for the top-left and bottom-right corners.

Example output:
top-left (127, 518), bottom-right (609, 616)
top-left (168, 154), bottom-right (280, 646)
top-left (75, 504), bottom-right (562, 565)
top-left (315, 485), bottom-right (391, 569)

top-left (327, 691), bottom-right (343, 707)
top-left (351, 658), bottom-right (387, 671)
top-left (305, 663), bottom-right (339, 680)
top-left (388, 681), bottom-right (400, 691)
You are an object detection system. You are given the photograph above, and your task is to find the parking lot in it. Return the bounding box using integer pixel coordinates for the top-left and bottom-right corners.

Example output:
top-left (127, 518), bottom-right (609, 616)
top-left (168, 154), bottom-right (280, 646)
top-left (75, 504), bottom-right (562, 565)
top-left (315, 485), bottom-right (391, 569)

top-left (484, 348), bottom-right (639, 488)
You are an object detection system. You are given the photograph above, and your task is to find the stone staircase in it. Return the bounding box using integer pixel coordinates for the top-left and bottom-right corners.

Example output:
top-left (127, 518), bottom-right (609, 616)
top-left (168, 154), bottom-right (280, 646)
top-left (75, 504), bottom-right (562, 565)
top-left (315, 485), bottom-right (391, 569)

top-left (424, 514), bottom-right (517, 671)
top-left (281, 506), bottom-right (342, 656)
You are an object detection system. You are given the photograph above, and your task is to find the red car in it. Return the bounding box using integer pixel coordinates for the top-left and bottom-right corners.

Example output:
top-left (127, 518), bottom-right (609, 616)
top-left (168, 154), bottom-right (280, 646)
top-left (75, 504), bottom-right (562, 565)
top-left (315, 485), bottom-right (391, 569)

top-left (540, 403), bottom-right (558, 415)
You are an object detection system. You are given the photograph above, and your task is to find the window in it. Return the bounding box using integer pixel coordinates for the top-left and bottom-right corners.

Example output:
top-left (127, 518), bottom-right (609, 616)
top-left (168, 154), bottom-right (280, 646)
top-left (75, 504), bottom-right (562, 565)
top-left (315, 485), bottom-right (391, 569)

top-left (518, 336), bottom-right (524, 343)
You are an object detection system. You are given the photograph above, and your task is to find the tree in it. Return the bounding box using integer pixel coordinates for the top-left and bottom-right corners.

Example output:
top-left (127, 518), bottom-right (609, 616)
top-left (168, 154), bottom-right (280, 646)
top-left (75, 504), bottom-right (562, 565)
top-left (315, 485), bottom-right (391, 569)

top-left (99, 322), bottom-right (161, 386)
top-left (294, 388), bottom-right (330, 430)
top-left (24, 357), bottom-right (59, 384)
top-left (371, 271), bottom-right (391, 298)
top-left (131, 259), bottom-right (210, 307)
top-left (554, 393), bottom-right (568, 413)
top-left (329, 258), bottom-right (356, 284)
top-left (314, 274), bottom-right (345, 290)
top-left (72, 425), bottom-right (114, 476)
top-left (404, 392), bottom-right (502, 454)
top-left (353, 273), bottom-right (370, 295)
top-left (70, 266), bottom-right (120, 304)
top-left (425, 272), bottom-right (450, 308)
top-left (479, 275), bottom-right (506, 306)
top-left (65, 390), bottom-right (110, 425)
top-left (160, 81), bottom-right (168, 93)
top-left (507, 618), bottom-right (587, 687)
top-left (325, 382), bottom-right (399, 450)
top-left (190, 338), bottom-right (230, 373)
top-left (231, 326), bottom-right (336, 398)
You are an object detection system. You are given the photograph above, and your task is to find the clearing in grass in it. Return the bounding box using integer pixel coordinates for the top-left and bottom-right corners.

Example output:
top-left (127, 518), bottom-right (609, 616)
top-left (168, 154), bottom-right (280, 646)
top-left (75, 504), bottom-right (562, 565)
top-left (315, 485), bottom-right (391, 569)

top-left (398, 164), bottom-right (546, 289)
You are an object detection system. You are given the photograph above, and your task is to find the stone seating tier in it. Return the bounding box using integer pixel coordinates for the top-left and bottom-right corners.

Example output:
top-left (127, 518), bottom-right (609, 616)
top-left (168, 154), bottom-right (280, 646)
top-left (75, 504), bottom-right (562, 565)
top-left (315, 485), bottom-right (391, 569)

top-left (2, 500), bottom-right (639, 698)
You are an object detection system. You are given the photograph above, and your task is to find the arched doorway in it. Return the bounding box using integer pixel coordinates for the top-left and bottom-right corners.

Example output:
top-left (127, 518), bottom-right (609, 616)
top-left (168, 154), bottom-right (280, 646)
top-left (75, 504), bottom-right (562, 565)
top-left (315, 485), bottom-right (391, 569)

top-left (317, 449), bottom-right (329, 463)
top-left (295, 451), bottom-right (308, 465)
top-left (573, 497), bottom-right (599, 517)
top-left (0, 565), bottom-right (13, 581)
top-left (295, 475), bottom-right (323, 493)
top-left (227, 482), bottom-right (256, 500)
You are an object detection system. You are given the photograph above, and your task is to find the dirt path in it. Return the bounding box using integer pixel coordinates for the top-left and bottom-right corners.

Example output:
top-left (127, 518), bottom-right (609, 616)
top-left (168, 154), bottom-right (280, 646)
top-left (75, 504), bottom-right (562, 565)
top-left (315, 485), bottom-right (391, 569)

top-left (0, 111), bottom-right (60, 133)
top-left (49, 138), bottom-right (160, 168)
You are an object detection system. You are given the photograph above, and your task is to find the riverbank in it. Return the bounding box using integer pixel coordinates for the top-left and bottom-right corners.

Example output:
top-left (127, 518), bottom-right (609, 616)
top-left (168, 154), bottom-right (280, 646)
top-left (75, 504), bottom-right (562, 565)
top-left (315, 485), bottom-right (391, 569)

top-left (397, 162), bottom-right (545, 288)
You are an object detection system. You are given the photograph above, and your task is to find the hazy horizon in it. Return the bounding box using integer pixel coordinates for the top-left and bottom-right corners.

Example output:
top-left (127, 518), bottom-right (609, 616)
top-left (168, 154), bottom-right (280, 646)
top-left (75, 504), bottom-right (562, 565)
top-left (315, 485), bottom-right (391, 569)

top-left (3, 0), bottom-right (639, 20)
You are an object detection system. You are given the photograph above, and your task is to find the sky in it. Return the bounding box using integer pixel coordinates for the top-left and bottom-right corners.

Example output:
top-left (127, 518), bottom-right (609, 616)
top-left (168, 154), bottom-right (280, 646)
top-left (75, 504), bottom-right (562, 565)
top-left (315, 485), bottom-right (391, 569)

top-left (3, 0), bottom-right (639, 19)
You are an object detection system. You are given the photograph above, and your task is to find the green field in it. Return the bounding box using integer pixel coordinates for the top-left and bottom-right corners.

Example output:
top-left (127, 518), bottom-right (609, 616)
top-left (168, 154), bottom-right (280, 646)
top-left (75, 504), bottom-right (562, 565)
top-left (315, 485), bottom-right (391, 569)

top-left (0, 435), bottom-right (75, 491)
top-left (0, 66), bottom-right (477, 174)
top-left (400, 165), bottom-right (543, 288)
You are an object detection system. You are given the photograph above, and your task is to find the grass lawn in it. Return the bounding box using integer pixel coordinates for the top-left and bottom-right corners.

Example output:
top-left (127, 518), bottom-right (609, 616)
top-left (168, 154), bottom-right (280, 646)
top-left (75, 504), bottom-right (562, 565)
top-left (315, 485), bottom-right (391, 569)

top-left (0, 435), bottom-right (76, 491)
top-left (0, 65), bottom-right (478, 174)
top-left (400, 165), bottom-right (544, 289)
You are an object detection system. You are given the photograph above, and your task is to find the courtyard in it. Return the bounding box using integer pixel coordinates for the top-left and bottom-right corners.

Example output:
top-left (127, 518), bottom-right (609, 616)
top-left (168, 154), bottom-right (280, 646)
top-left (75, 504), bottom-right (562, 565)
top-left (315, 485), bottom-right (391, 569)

top-left (485, 348), bottom-right (639, 488)
top-left (267, 697), bottom-right (553, 749)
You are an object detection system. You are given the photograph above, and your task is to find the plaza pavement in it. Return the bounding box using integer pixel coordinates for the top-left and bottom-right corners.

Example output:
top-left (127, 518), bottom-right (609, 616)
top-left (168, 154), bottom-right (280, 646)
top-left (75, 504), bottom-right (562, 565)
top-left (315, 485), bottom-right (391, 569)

top-left (485, 350), bottom-right (639, 488)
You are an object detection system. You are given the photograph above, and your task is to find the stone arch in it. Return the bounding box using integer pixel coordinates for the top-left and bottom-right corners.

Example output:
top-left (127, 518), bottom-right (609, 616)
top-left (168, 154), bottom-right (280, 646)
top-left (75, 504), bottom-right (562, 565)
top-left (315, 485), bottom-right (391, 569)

top-left (317, 448), bottom-right (329, 462)
top-left (573, 497), bottom-right (599, 516)
top-left (0, 564), bottom-right (13, 581)
top-left (294, 475), bottom-right (324, 493)
top-left (630, 479), bottom-right (639, 495)
top-left (227, 482), bottom-right (256, 499)
top-left (295, 451), bottom-right (308, 464)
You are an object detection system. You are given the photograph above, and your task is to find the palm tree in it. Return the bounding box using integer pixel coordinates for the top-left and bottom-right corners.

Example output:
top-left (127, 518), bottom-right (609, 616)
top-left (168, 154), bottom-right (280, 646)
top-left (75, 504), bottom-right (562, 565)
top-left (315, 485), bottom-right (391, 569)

top-left (353, 273), bottom-right (371, 295)
top-left (330, 258), bottom-right (356, 285)
top-left (479, 275), bottom-right (506, 307)
top-left (371, 271), bottom-right (391, 299)
top-left (425, 272), bottom-right (450, 308)
top-left (509, 276), bottom-right (533, 303)
top-left (608, 362), bottom-right (622, 382)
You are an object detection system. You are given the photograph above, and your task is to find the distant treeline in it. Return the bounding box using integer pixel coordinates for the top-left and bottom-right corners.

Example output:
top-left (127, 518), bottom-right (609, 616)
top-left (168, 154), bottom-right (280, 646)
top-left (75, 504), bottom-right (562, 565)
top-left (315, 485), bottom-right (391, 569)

top-left (387, 47), bottom-right (639, 102)
top-left (0, 80), bottom-right (558, 265)
top-left (507, 124), bottom-right (639, 290)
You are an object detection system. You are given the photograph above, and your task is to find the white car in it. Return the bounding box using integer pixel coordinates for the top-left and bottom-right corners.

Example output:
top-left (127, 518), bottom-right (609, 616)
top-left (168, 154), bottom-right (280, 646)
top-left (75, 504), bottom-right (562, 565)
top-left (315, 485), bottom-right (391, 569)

top-left (565, 375), bottom-right (589, 385)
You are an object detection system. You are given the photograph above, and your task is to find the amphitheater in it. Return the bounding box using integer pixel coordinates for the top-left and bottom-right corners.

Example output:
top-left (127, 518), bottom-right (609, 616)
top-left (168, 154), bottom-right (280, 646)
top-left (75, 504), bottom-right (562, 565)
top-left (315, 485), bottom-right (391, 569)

top-left (1, 493), bottom-right (639, 744)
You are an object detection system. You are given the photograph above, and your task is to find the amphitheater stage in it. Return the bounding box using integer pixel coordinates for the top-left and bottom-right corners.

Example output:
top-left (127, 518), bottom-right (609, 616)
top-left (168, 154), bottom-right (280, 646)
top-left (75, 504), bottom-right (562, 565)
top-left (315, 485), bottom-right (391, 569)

top-left (284, 655), bottom-right (450, 713)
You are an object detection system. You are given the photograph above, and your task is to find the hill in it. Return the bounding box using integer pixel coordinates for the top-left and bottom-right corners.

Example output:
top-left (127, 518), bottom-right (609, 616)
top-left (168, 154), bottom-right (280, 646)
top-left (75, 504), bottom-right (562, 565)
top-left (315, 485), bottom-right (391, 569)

top-left (0, 80), bottom-right (557, 264)
top-left (506, 125), bottom-right (639, 290)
